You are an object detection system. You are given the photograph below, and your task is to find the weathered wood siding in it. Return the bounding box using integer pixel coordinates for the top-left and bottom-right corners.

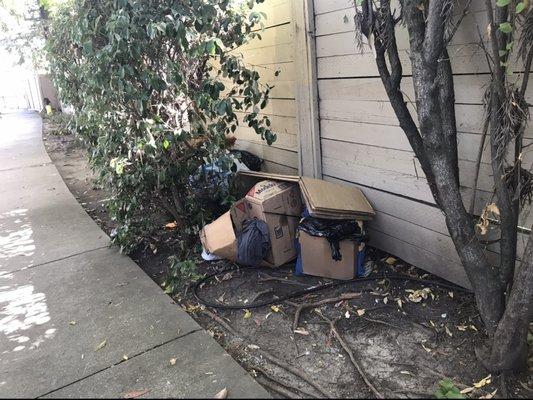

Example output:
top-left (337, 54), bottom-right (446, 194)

top-left (313, 0), bottom-right (532, 287)
top-left (232, 0), bottom-right (299, 175)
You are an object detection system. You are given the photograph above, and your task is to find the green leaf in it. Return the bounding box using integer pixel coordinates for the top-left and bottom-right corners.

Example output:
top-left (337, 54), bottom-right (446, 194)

top-left (516, 2), bottom-right (526, 13)
top-left (496, 0), bottom-right (511, 6)
top-left (163, 139), bottom-right (170, 149)
top-left (499, 22), bottom-right (513, 34)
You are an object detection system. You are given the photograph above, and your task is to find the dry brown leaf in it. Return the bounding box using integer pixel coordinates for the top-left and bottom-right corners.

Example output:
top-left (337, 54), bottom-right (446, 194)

top-left (270, 305), bottom-right (280, 313)
top-left (383, 297), bottom-right (389, 304)
top-left (460, 387), bottom-right (475, 394)
top-left (165, 221), bottom-right (177, 229)
top-left (214, 388), bottom-right (228, 399)
top-left (69, 321), bottom-right (77, 326)
top-left (95, 339), bottom-right (107, 351)
top-left (243, 310), bottom-right (252, 319)
top-left (476, 203), bottom-right (500, 235)
top-left (123, 389), bottom-right (149, 399)
top-left (122, 355), bottom-right (129, 361)
top-left (473, 374), bottom-right (491, 388)
top-left (385, 257), bottom-right (397, 265)
top-left (356, 309), bottom-right (365, 316)
top-left (169, 358), bottom-right (176, 366)
top-left (294, 328), bottom-right (310, 336)
top-left (480, 389), bottom-right (498, 399)
top-left (457, 325), bottom-right (467, 331)
top-left (445, 326), bottom-right (453, 337)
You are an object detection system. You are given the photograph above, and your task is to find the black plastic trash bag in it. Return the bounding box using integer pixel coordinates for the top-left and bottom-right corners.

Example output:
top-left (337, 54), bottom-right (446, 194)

top-left (298, 217), bottom-right (368, 261)
top-left (230, 149), bottom-right (263, 172)
top-left (237, 219), bottom-right (270, 266)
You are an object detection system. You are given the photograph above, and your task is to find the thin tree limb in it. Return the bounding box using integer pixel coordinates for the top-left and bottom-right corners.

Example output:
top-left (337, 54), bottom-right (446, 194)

top-left (316, 313), bottom-right (383, 399)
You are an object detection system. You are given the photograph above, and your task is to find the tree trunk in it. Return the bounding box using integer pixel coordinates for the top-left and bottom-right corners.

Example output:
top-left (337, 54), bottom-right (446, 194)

top-left (402, 1), bottom-right (505, 334)
top-left (483, 225), bottom-right (533, 371)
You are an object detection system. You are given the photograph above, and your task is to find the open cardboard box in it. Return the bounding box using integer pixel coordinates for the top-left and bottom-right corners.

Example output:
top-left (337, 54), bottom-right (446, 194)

top-left (236, 171), bottom-right (375, 220)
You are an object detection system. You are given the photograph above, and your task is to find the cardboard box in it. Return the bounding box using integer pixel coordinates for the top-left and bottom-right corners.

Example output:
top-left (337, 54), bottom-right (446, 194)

top-left (236, 171), bottom-right (375, 221)
top-left (199, 211), bottom-right (237, 261)
top-left (244, 180), bottom-right (302, 266)
top-left (297, 231), bottom-right (363, 280)
top-left (230, 198), bottom-right (248, 234)
top-left (245, 180), bottom-right (302, 217)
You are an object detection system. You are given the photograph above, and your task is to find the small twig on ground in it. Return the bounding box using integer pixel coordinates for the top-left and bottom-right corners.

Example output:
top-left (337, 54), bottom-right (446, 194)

top-left (316, 312), bottom-right (383, 399)
top-left (292, 293), bottom-right (362, 332)
top-left (360, 316), bottom-right (403, 330)
top-left (200, 308), bottom-right (332, 398)
top-left (250, 288), bottom-right (275, 303)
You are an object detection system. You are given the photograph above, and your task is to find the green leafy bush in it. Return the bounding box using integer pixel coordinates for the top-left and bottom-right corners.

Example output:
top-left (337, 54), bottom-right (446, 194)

top-left (163, 256), bottom-right (202, 294)
top-left (44, 0), bottom-right (274, 254)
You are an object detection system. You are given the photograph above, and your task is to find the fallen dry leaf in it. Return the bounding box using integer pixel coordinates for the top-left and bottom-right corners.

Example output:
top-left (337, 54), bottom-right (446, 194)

top-left (445, 326), bottom-right (453, 337)
top-left (123, 389), bottom-right (149, 399)
top-left (345, 311), bottom-right (351, 319)
top-left (122, 355), bottom-right (129, 361)
top-left (383, 297), bottom-right (389, 304)
top-left (473, 374), bottom-right (491, 388)
top-left (214, 388), bottom-right (228, 399)
top-left (460, 387), bottom-right (475, 394)
top-left (448, 291), bottom-right (454, 299)
top-left (385, 257), bottom-right (397, 265)
top-left (480, 389), bottom-right (498, 399)
top-left (95, 339), bottom-right (107, 351)
top-left (457, 325), bottom-right (467, 331)
top-left (170, 358), bottom-right (176, 366)
top-left (164, 221), bottom-right (177, 229)
top-left (69, 321), bottom-right (77, 326)
top-left (356, 309), bottom-right (365, 317)
top-left (270, 305), bottom-right (280, 313)
top-left (243, 310), bottom-right (252, 319)
top-left (294, 328), bottom-right (310, 336)
top-left (397, 299), bottom-right (403, 308)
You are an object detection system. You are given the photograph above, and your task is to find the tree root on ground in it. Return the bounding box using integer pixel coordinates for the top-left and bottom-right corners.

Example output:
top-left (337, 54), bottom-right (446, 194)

top-left (200, 308), bottom-right (332, 398)
top-left (290, 293), bottom-right (362, 332)
top-left (315, 311), bottom-right (384, 399)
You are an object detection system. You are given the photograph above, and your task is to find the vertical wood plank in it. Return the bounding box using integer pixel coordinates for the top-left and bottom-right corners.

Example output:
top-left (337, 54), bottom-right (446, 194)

top-left (292, 0), bottom-right (322, 178)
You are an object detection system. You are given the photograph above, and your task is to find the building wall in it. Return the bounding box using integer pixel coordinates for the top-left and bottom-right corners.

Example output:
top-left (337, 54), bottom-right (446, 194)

top-left (38, 74), bottom-right (61, 110)
top-left (312, 0), bottom-right (532, 287)
top-left (231, 0), bottom-right (299, 175)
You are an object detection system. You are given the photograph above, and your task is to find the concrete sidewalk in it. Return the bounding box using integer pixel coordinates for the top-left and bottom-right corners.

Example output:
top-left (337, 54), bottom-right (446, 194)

top-left (0, 112), bottom-right (269, 399)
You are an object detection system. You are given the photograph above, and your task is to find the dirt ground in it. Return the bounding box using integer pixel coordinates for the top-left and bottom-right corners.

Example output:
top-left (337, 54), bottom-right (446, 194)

top-left (43, 120), bottom-right (532, 399)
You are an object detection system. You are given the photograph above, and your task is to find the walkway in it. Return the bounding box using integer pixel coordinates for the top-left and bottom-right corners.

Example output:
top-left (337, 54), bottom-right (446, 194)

top-left (0, 112), bottom-right (268, 398)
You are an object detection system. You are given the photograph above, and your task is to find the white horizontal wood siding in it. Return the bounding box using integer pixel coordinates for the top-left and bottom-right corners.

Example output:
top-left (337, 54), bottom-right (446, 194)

top-left (313, 0), bottom-right (532, 288)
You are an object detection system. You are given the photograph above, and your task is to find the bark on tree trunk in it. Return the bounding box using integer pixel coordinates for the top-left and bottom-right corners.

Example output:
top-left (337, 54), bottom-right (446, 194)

top-left (484, 226), bottom-right (533, 371)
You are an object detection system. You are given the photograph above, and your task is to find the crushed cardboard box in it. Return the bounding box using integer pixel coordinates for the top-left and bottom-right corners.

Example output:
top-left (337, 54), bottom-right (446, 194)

top-left (199, 211), bottom-right (237, 262)
top-left (232, 180), bottom-right (302, 267)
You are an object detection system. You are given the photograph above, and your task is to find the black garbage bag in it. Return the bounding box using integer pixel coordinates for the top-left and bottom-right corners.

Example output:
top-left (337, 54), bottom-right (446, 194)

top-left (230, 149), bottom-right (263, 171)
top-left (237, 219), bottom-right (271, 266)
top-left (298, 217), bottom-right (369, 261)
